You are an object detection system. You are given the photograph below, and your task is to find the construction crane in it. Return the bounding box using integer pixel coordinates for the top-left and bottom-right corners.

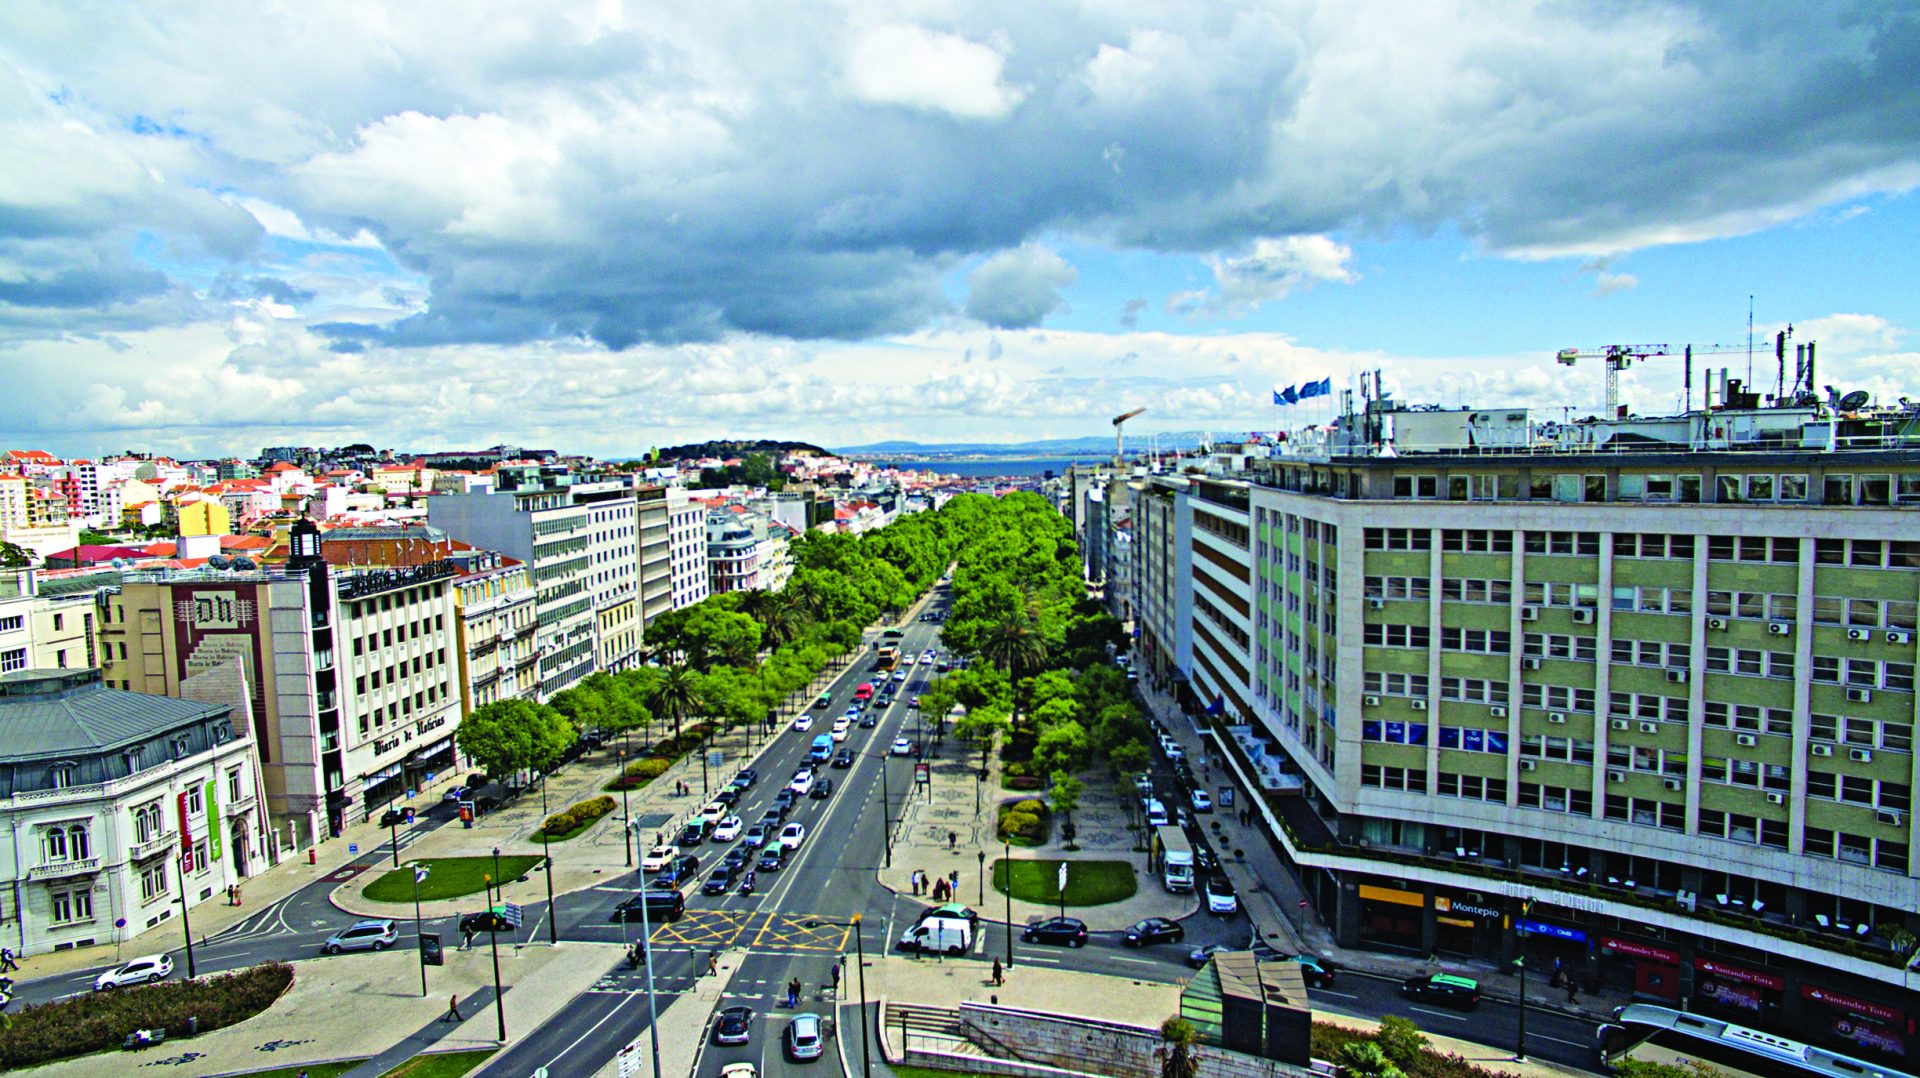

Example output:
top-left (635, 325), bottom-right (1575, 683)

top-left (1112, 407), bottom-right (1145, 466)
top-left (1555, 344), bottom-right (1670, 416)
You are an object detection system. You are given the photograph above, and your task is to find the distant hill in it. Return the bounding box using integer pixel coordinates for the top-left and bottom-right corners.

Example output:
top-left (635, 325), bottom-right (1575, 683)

top-left (837, 431), bottom-right (1217, 455)
top-left (653, 439), bottom-right (832, 462)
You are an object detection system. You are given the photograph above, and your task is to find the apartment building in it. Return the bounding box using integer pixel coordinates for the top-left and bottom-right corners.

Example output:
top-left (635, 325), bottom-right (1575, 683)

top-left (667, 489), bottom-right (709, 610)
top-left (634, 484), bottom-right (674, 632)
top-left (1134, 475), bottom-right (1195, 690)
top-left (1197, 392), bottom-right (1920, 1066)
top-left (450, 551), bottom-right (537, 713)
top-left (0, 668), bottom-right (266, 956)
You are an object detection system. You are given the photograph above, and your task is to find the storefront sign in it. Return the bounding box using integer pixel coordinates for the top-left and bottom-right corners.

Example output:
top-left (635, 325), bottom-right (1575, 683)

top-left (1698, 980), bottom-right (1764, 1013)
top-left (1437, 916), bottom-right (1476, 929)
top-left (1358, 884), bottom-right (1423, 907)
top-left (1601, 937), bottom-right (1680, 964)
top-left (1802, 985), bottom-right (1905, 1024)
top-left (1693, 958), bottom-right (1783, 991)
top-left (1436, 896), bottom-right (1501, 919)
top-left (1518, 919), bottom-right (1586, 942)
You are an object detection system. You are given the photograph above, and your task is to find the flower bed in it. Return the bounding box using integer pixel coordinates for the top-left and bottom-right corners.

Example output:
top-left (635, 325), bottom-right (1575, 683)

top-left (538, 795), bottom-right (618, 841)
top-left (0, 962), bottom-right (295, 1069)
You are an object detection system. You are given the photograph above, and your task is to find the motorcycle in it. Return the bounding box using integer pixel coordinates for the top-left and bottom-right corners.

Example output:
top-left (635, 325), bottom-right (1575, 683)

top-left (739, 871), bottom-right (756, 896)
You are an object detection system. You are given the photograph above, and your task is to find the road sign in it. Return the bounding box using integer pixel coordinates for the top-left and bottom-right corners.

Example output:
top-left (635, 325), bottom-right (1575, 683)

top-left (502, 903), bottom-right (525, 928)
top-left (1057, 862), bottom-right (1068, 896)
top-left (615, 1039), bottom-right (642, 1078)
top-left (348, 843), bottom-right (359, 855)
top-left (706, 750), bottom-right (724, 769)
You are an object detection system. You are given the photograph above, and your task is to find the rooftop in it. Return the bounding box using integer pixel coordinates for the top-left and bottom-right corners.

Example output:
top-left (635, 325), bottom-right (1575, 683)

top-left (0, 668), bottom-right (229, 760)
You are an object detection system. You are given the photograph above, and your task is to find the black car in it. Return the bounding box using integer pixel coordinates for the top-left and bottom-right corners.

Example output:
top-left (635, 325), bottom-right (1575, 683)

top-left (858, 714), bottom-right (878, 728)
top-left (1123, 917), bottom-right (1185, 947)
top-left (711, 1004), bottom-right (753, 1046)
top-left (703, 864), bottom-right (739, 895)
top-left (677, 821), bottom-right (709, 846)
top-left (710, 787), bottom-right (740, 808)
top-left (612, 890), bottom-right (685, 923)
top-left (1194, 844), bottom-right (1220, 873)
top-left (832, 749), bottom-right (854, 769)
top-left (655, 854), bottom-right (701, 885)
top-left (757, 845), bottom-right (787, 871)
top-left (458, 909), bottom-right (514, 935)
top-left (809, 777), bottom-right (834, 800)
top-left (1402, 974), bottom-right (1480, 1010)
top-left (772, 789), bottom-right (799, 813)
top-left (378, 808), bottom-right (408, 828)
top-left (1021, 917), bottom-right (1088, 947)
top-left (722, 846), bottom-right (753, 870)
top-left (732, 768), bottom-right (759, 789)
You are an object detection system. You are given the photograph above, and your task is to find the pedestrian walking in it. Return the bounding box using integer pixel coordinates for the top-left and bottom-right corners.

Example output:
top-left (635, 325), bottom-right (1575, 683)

top-left (461, 928), bottom-right (474, 951)
top-left (786, 978), bottom-right (800, 1007)
top-left (991, 957), bottom-right (1003, 986)
top-left (0, 947), bottom-right (18, 973)
top-left (444, 994), bottom-right (461, 1023)
top-left (226, 884), bottom-right (236, 906)
top-left (831, 960), bottom-right (842, 993)
top-left (1566, 979), bottom-right (1579, 1004)
top-left (234, 884), bottom-right (242, 906)
top-left (708, 952), bottom-right (719, 977)
top-left (948, 830), bottom-right (957, 850)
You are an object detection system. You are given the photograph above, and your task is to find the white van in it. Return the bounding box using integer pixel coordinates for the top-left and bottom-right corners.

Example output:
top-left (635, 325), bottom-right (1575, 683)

top-left (899, 915), bottom-right (973, 956)
top-left (1145, 798), bottom-right (1169, 827)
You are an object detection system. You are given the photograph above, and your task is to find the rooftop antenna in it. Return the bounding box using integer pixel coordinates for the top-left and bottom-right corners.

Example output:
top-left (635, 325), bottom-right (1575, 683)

top-left (1746, 295), bottom-right (1755, 385)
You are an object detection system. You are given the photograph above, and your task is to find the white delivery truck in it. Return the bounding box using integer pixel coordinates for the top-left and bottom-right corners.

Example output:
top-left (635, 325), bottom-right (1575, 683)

top-left (899, 915), bottom-right (973, 956)
top-left (1157, 825), bottom-right (1195, 892)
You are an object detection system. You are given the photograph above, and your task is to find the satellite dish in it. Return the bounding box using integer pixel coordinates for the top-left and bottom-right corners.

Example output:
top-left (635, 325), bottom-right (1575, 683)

top-left (231, 556), bottom-right (257, 570)
top-left (1838, 390), bottom-right (1872, 412)
top-left (206, 554), bottom-right (231, 570)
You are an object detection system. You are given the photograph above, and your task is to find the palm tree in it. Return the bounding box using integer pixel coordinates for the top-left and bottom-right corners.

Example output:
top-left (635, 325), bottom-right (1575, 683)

top-left (978, 612), bottom-right (1047, 730)
top-left (1157, 1017), bottom-right (1201, 1078)
top-left (759, 593), bottom-right (803, 651)
top-left (650, 663), bottom-right (704, 741)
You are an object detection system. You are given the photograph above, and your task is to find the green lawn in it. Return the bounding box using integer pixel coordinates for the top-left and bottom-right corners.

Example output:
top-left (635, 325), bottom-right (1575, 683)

top-left (231, 1062), bottom-right (365, 1078)
top-left (361, 855), bottom-right (545, 903)
top-left (893, 1066), bottom-right (1009, 1078)
top-left (992, 858), bottom-right (1136, 907)
top-left (379, 1047), bottom-right (499, 1078)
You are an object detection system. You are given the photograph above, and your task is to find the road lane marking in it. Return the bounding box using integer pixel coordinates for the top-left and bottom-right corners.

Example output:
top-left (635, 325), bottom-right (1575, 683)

top-left (1408, 1006), bottom-right (1463, 1021)
top-left (1313, 989), bottom-right (1359, 1000)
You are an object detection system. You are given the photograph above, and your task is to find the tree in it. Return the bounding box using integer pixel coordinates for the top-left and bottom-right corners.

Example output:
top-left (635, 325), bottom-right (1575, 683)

top-left (1109, 738), bottom-right (1150, 779)
top-left (954, 704), bottom-right (1011, 772)
top-left (1157, 1017), bottom-right (1201, 1078)
top-left (1033, 719), bottom-right (1090, 776)
top-left (1338, 1041), bottom-right (1405, 1078)
top-left (456, 699), bottom-right (575, 780)
top-left (1049, 772), bottom-right (1083, 848)
top-left (978, 611), bottom-right (1047, 729)
top-left (0, 541), bottom-right (32, 569)
top-left (1375, 1016), bottom-right (1428, 1067)
top-left (649, 663), bottom-right (705, 740)
top-left (78, 529), bottom-right (118, 546)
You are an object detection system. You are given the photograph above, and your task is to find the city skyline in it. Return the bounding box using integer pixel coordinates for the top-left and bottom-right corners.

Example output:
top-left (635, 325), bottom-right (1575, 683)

top-left (5, 3), bottom-right (1919, 457)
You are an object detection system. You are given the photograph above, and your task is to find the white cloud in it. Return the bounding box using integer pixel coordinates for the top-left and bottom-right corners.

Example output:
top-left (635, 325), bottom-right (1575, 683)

top-left (964, 244), bottom-right (1078, 328)
top-left (1591, 271), bottom-right (1637, 296)
top-left (846, 25), bottom-right (1022, 120)
top-left (1170, 235), bottom-right (1356, 317)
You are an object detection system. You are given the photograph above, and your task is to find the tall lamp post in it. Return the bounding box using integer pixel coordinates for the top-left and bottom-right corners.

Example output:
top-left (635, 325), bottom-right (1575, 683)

top-left (387, 791), bottom-right (402, 868)
top-left (174, 855), bottom-right (196, 978)
top-left (808, 914), bottom-right (872, 1078)
top-left (977, 850), bottom-right (986, 905)
top-left (618, 749), bottom-right (634, 867)
top-left (491, 846), bottom-right (502, 907)
top-left (538, 775), bottom-right (558, 944)
top-left (1514, 897), bottom-right (1533, 1063)
top-left (411, 864), bottom-right (430, 997)
top-left (628, 821), bottom-right (665, 1078)
top-left (879, 752), bottom-right (894, 868)
top-left (487, 902), bottom-right (506, 1042)
top-left (1003, 839), bottom-right (1014, 969)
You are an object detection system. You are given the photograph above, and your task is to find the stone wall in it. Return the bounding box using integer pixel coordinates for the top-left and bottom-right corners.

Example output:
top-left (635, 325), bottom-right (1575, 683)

top-left (956, 1002), bottom-right (1320, 1078)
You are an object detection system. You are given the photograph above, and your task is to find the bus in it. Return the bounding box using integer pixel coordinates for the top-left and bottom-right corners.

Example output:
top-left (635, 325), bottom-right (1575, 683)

top-left (875, 645), bottom-right (901, 672)
top-left (854, 682), bottom-right (875, 702)
top-left (1597, 1004), bottom-right (1916, 1078)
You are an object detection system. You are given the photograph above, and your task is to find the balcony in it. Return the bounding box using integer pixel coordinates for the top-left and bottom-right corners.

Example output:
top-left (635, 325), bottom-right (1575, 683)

top-left (130, 831), bottom-right (178, 862)
top-left (29, 857), bottom-right (101, 881)
top-left (224, 793), bottom-right (257, 817)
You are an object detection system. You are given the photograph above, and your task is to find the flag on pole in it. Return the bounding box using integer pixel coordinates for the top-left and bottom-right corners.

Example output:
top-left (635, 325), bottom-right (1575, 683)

top-left (1272, 384), bottom-right (1295, 405)
top-left (1300, 377), bottom-right (1332, 399)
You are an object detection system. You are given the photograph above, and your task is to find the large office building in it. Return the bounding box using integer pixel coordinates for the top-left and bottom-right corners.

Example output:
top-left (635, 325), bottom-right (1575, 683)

top-left (1121, 381), bottom-right (1920, 1066)
top-left (634, 484), bottom-right (675, 632)
top-left (668, 489), bottom-right (709, 610)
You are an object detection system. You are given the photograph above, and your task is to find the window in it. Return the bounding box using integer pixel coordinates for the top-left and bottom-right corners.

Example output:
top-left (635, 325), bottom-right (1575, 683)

top-left (186, 786), bottom-right (204, 817)
top-left (0, 647), bottom-right (25, 672)
top-left (49, 888), bottom-right (93, 926)
top-left (133, 801), bottom-right (165, 843)
top-left (227, 767), bottom-right (244, 803)
top-left (139, 862), bottom-right (169, 903)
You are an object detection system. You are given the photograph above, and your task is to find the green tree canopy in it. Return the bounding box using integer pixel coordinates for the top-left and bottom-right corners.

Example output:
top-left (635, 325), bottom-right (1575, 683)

top-left (456, 699), bottom-right (576, 779)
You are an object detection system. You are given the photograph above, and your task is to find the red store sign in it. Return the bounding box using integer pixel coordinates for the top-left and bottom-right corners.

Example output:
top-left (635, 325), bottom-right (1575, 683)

top-left (1694, 958), bottom-right (1783, 991)
top-left (1602, 937), bottom-right (1680, 964)
top-left (1802, 985), bottom-right (1906, 1024)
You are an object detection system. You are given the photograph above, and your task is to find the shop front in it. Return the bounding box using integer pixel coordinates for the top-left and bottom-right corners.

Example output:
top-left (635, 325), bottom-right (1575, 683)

top-left (1516, 916), bottom-right (1591, 979)
top-left (1799, 984), bottom-right (1910, 1062)
top-left (1356, 883), bottom-right (1425, 952)
top-left (1691, 957), bottom-right (1783, 1021)
top-left (1599, 935), bottom-right (1682, 1004)
top-left (1433, 894), bottom-right (1504, 958)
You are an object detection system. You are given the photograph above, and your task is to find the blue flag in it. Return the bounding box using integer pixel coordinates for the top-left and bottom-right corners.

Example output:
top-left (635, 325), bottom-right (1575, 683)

top-left (1272, 384), bottom-right (1293, 405)
top-left (1205, 695), bottom-right (1226, 715)
top-left (1280, 384), bottom-right (1299, 404)
top-left (1317, 376), bottom-right (1333, 396)
top-left (1300, 377), bottom-right (1332, 399)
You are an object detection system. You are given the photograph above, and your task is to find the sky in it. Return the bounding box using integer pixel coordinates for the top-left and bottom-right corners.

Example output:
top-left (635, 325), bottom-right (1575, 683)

top-left (3, 2), bottom-right (1919, 459)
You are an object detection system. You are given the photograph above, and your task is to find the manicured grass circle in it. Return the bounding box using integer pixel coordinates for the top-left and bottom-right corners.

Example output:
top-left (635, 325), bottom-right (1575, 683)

top-left (991, 858), bottom-right (1136, 907)
top-left (360, 855), bottom-right (545, 903)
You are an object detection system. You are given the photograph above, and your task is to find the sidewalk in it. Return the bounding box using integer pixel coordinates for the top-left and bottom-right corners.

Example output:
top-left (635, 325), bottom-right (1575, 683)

top-left (1133, 677), bottom-right (1630, 1027)
top-left (878, 724), bottom-right (1195, 931)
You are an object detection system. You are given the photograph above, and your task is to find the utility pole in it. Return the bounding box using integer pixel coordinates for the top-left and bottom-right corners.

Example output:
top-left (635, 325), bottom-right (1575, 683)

top-left (1515, 897), bottom-right (1533, 1063)
top-left (412, 864), bottom-right (429, 997)
top-left (174, 856), bottom-right (196, 978)
top-left (539, 775), bottom-right (558, 944)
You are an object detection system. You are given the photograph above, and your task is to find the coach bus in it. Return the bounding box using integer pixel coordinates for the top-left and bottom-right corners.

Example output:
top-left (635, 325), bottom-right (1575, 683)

top-left (1597, 1004), bottom-right (1915, 1078)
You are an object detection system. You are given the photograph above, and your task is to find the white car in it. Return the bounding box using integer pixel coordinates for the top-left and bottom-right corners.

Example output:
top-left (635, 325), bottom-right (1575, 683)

top-left (793, 715), bottom-right (814, 731)
top-left (902, 654), bottom-right (916, 666)
top-left (95, 954), bottom-right (173, 990)
top-left (788, 771), bottom-right (814, 796)
top-left (711, 815), bottom-right (743, 841)
top-left (831, 718), bottom-right (851, 741)
top-left (1205, 874), bottom-right (1240, 914)
top-left (701, 801), bottom-right (729, 824)
top-left (892, 670), bottom-right (907, 682)
top-left (779, 822), bottom-right (807, 849)
top-left (891, 736), bottom-right (912, 756)
top-left (1191, 789), bottom-right (1213, 812)
top-left (641, 845), bottom-right (680, 872)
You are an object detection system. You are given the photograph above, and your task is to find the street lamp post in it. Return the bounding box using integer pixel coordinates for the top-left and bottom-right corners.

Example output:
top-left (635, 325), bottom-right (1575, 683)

top-left (618, 749), bottom-right (633, 867)
top-left (411, 864), bottom-right (430, 997)
top-left (491, 846), bottom-right (501, 905)
top-left (879, 753), bottom-right (893, 868)
top-left (174, 856), bottom-right (196, 978)
top-left (1515, 898), bottom-right (1533, 1063)
top-left (977, 850), bottom-right (986, 905)
top-left (1003, 840), bottom-right (1014, 969)
top-left (539, 776), bottom-right (558, 945)
top-left (854, 914), bottom-right (871, 1078)
top-left (487, 911), bottom-right (506, 1042)
top-left (629, 821), bottom-right (665, 1078)
top-left (387, 791), bottom-right (401, 868)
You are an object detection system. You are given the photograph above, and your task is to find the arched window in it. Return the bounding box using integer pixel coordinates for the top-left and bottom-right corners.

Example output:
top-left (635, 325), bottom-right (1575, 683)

top-left (44, 828), bottom-right (67, 862)
top-left (69, 825), bottom-right (90, 860)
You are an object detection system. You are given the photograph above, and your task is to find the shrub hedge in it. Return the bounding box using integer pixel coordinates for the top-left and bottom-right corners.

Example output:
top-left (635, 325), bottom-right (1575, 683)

top-left (0, 961), bottom-right (295, 1068)
top-left (541, 795), bottom-right (617, 837)
top-left (997, 798), bottom-right (1050, 844)
top-left (1310, 1021), bottom-right (1492, 1078)
top-left (605, 724), bottom-right (716, 791)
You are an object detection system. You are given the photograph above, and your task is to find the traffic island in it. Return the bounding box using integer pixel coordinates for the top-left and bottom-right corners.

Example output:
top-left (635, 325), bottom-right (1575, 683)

top-left (360, 855), bottom-right (545, 903)
top-left (0, 962), bottom-right (295, 1069)
top-left (992, 858), bottom-right (1136, 907)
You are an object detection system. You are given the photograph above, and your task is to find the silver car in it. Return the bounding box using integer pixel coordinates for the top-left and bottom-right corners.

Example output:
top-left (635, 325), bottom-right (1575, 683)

top-left (324, 918), bottom-right (399, 954)
top-left (785, 1012), bottom-right (825, 1060)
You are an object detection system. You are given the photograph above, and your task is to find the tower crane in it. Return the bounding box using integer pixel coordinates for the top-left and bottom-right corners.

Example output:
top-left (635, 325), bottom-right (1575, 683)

top-left (1554, 344), bottom-right (1670, 416)
top-left (1112, 407), bottom-right (1145, 466)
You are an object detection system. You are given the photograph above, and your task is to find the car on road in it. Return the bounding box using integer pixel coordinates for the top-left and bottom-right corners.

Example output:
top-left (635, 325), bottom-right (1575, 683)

top-left (612, 889), bottom-right (685, 923)
top-left (1204, 875), bottom-right (1239, 915)
top-left (94, 954), bottom-right (173, 990)
top-left (757, 843), bottom-right (788, 871)
top-left (901, 654), bottom-right (916, 666)
top-left (1134, 773), bottom-right (1154, 797)
top-left (1123, 917), bottom-right (1185, 947)
top-left (785, 1012), bottom-right (825, 1061)
top-left (832, 749), bottom-right (854, 769)
top-left (1279, 954), bottom-right (1337, 987)
top-left (788, 771), bottom-right (815, 796)
top-left (793, 715), bottom-right (814, 731)
top-left (677, 820), bottom-right (710, 846)
top-left (936, 659), bottom-right (951, 671)
top-left (909, 695), bottom-right (920, 709)
top-left (809, 776), bottom-right (833, 800)
top-left (722, 846), bottom-right (753, 870)
top-left (772, 789), bottom-right (800, 814)
top-left (655, 854), bottom-right (702, 885)
top-left (459, 908), bottom-right (515, 935)
top-left (917, 902), bottom-right (980, 926)
top-left (779, 822), bottom-right (807, 849)
top-left (891, 670), bottom-right (908, 682)
top-left (443, 785), bottom-right (470, 803)
top-left (322, 918), bottom-right (400, 955)
top-left (377, 807), bottom-right (410, 828)
top-left (1021, 917), bottom-right (1089, 947)
top-left (743, 823), bottom-right (771, 848)
top-left (891, 737), bottom-right (911, 755)
top-left (1194, 844), bottom-right (1220, 874)
top-left (732, 768), bottom-right (759, 789)
top-left (1186, 944), bottom-right (1234, 968)
top-left (711, 815), bottom-right (743, 841)
top-left (641, 845), bottom-right (680, 872)
top-left (1191, 789), bottom-right (1213, 813)
top-left (712, 1004), bottom-right (754, 1046)
top-left (721, 1064), bottom-right (757, 1078)
top-left (704, 864), bottom-right (741, 895)
top-left (831, 718), bottom-right (851, 741)
top-left (813, 693), bottom-right (832, 709)
top-left (1402, 973), bottom-right (1480, 1010)
top-left (858, 713), bottom-right (878, 728)
top-left (701, 801), bottom-right (730, 824)
top-left (710, 787), bottom-right (740, 808)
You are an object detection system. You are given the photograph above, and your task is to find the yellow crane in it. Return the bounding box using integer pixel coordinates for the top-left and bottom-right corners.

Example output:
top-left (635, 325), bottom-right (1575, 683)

top-left (1554, 344), bottom-right (1670, 416)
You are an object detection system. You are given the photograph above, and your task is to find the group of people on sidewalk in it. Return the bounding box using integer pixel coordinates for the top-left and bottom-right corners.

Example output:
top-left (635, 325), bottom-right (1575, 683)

top-left (908, 868), bottom-right (960, 901)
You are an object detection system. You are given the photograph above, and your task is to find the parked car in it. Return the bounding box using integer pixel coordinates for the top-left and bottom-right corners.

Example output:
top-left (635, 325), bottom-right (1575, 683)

top-left (711, 815), bottom-right (743, 841)
top-left (1402, 974), bottom-right (1480, 1010)
top-left (785, 1012), bottom-right (825, 1061)
top-left (1205, 875), bottom-right (1239, 915)
top-left (1123, 917), bottom-right (1185, 946)
top-left (94, 954), bottom-right (173, 990)
top-left (1187, 943), bottom-right (1234, 968)
top-left (1020, 917), bottom-right (1089, 947)
top-left (442, 785), bottom-right (469, 803)
top-left (832, 749), bottom-right (855, 769)
top-left (324, 918), bottom-right (399, 954)
top-left (712, 1004), bottom-right (754, 1046)
top-left (1191, 789), bottom-right (1213, 813)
